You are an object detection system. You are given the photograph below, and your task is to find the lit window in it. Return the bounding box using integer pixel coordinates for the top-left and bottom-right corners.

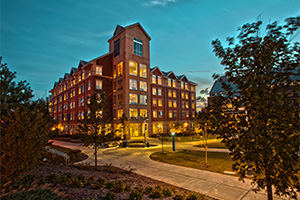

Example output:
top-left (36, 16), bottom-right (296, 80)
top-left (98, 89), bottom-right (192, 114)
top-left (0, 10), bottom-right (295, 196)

top-left (96, 66), bottom-right (103, 75)
top-left (133, 38), bottom-right (143, 56)
top-left (152, 75), bottom-right (156, 84)
top-left (158, 88), bottom-right (162, 96)
top-left (140, 64), bottom-right (147, 78)
top-left (172, 80), bottom-right (176, 87)
top-left (185, 82), bottom-right (188, 90)
top-left (114, 38), bottom-right (120, 57)
top-left (129, 93), bottom-right (138, 104)
top-left (191, 94), bottom-right (195, 100)
top-left (153, 99), bottom-right (157, 107)
top-left (181, 92), bottom-right (185, 99)
top-left (88, 82), bottom-right (91, 90)
top-left (168, 90), bottom-right (172, 97)
top-left (118, 109), bottom-right (123, 119)
top-left (186, 112), bottom-right (189, 118)
top-left (96, 80), bottom-right (102, 89)
top-left (130, 108), bottom-right (138, 118)
top-left (78, 87), bottom-right (81, 94)
top-left (158, 76), bottom-right (162, 85)
top-left (82, 70), bottom-right (85, 80)
top-left (153, 110), bottom-right (157, 118)
top-left (158, 99), bottom-right (162, 107)
top-left (186, 93), bottom-right (189, 99)
top-left (140, 109), bottom-right (148, 118)
top-left (152, 88), bottom-right (157, 95)
top-left (113, 66), bottom-right (116, 78)
top-left (173, 91), bottom-right (176, 98)
top-left (88, 69), bottom-right (91, 76)
top-left (140, 95), bottom-right (147, 105)
top-left (168, 79), bottom-right (171, 87)
top-left (191, 85), bottom-right (195, 91)
top-left (130, 79), bottom-right (138, 90)
top-left (181, 82), bottom-right (184, 89)
top-left (173, 101), bottom-right (177, 108)
top-left (169, 111), bottom-right (173, 118)
top-left (140, 81), bottom-right (147, 91)
top-left (186, 102), bottom-right (189, 108)
top-left (129, 61), bottom-right (138, 76)
top-left (169, 100), bottom-right (172, 107)
top-left (192, 103), bottom-right (195, 109)
top-left (117, 62), bottom-right (123, 76)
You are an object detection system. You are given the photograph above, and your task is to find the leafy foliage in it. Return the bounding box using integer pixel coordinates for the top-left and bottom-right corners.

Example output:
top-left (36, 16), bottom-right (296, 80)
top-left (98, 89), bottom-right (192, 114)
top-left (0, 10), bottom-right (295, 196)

top-left (211, 16), bottom-right (300, 199)
top-left (0, 62), bottom-right (55, 181)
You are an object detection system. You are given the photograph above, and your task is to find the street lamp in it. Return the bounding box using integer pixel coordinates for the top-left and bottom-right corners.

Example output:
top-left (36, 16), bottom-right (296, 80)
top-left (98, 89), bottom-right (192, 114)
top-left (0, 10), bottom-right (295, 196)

top-left (171, 132), bottom-right (175, 152)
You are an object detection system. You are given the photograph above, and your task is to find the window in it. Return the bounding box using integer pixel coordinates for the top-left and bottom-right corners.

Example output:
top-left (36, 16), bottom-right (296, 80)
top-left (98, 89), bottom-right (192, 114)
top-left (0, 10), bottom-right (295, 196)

top-left (173, 91), bottom-right (176, 98)
top-left (158, 88), bottom-right (162, 96)
top-left (158, 99), bottom-right (162, 107)
top-left (173, 111), bottom-right (177, 118)
top-left (79, 86), bottom-right (82, 94)
top-left (182, 111), bottom-right (185, 118)
top-left (168, 100), bottom-right (172, 107)
top-left (186, 112), bottom-right (189, 118)
top-left (129, 61), bottom-right (138, 76)
top-left (186, 93), bottom-right (189, 99)
top-left (172, 80), bottom-right (176, 87)
top-left (96, 80), bottom-right (102, 89)
top-left (168, 90), bottom-right (172, 97)
top-left (181, 82), bottom-right (184, 89)
top-left (130, 108), bottom-right (138, 118)
top-left (88, 69), bottom-right (91, 76)
top-left (117, 80), bottom-right (123, 90)
top-left (158, 76), bottom-right (162, 85)
top-left (129, 79), bottom-right (138, 90)
top-left (158, 110), bottom-right (163, 118)
top-left (153, 99), bottom-right (157, 107)
top-left (140, 95), bottom-right (147, 105)
top-left (96, 66), bottom-right (103, 75)
top-left (117, 62), bottom-right (123, 76)
top-left (185, 82), bottom-right (188, 90)
top-left (129, 93), bottom-right (138, 104)
top-left (192, 103), bottom-right (195, 109)
top-left (140, 81), bottom-right (147, 91)
top-left (191, 85), bottom-right (195, 91)
top-left (152, 88), bottom-right (157, 95)
top-left (181, 92), bottom-right (185, 99)
top-left (88, 82), bottom-right (91, 90)
top-left (191, 94), bottom-right (195, 100)
top-left (168, 78), bottom-right (171, 87)
top-left (118, 109), bottom-right (123, 119)
top-left (81, 70), bottom-right (85, 80)
top-left (113, 96), bottom-right (116, 106)
top-left (173, 101), bottom-right (177, 108)
top-left (153, 110), bottom-right (157, 118)
top-left (113, 66), bottom-right (116, 78)
top-left (140, 64), bottom-right (147, 78)
top-left (152, 75), bottom-right (156, 84)
top-left (169, 111), bottom-right (173, 118)
top-left (140, 109), bottom-right (148, 118)
top-left (186, 102), bottom-right (189, 108)
top-left (118, 94), bottom-right (123, 105)
top-left (114, 38), bottom-right (120, 57)
top-left (133, 38), bottom-right (143, 56)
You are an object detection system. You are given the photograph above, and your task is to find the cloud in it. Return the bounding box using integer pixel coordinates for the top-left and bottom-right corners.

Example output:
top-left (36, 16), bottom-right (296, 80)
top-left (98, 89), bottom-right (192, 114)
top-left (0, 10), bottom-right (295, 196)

top-left (187, 70), bottom-right (211, 73)
top-left (142, 0), bottom-right (179, 7)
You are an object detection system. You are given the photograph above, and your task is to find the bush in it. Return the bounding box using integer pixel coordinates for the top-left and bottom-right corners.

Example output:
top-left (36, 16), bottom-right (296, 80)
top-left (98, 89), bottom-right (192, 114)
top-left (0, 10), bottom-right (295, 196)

top-left (174, 192), bottom-right (187, 200)
top-left (162, 187), bottom-right (174, 197)
top-left (59, 173), bottom-right (72, 184)
top-left (47, 174), bottom-right (59, 184)
top-left (150, 185), bottom-right (164, 198)
top-left (16, 174), bottom-right (36, 188)
top-left (129, 190), bottom-right (144, 200)
top-left (105, 191), bottom-right (116, 200)
top-left (71, 178), bottom-right (84, 188)
top-left (1, 189), bottom-right (63, 200)
top-left (186, 192), bottom-right (206, 200)
top-left (95, 177), bottom-right (106, 188)
top-left (111, 180), bottom-right (126, 193)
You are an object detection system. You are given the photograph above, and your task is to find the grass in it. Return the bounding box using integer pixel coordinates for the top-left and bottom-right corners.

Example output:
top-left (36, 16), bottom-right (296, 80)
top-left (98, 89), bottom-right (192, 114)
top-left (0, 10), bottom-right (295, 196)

top-left (150, 150), bottom-right (235, 174)
top-left (161, 135), bottom-right (218, 142)
top-left (193, 140), bottom-right (227, 149)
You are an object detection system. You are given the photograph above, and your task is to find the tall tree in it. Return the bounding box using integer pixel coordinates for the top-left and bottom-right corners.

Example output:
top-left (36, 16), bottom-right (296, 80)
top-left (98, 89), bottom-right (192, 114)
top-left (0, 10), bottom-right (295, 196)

top-left (0, 62), bottom-right (54, 181)
top-left (76, 92), bottom-right (114, 170)
top-left (211, 16), bottom-right (300, 200)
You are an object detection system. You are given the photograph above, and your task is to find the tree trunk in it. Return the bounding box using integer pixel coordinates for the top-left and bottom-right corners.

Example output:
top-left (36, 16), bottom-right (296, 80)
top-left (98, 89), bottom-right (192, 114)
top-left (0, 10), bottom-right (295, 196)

top-left (94, 138), bottom-right (98, 171)
top-left (204, 124), bottom-right (208, 165)
top-left (266, 173), bottom-right (273, 200)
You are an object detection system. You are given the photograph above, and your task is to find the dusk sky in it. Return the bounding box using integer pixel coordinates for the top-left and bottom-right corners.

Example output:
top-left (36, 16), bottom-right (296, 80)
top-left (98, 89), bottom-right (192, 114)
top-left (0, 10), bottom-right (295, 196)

top-left (1, 0), bottom-right (299, 99)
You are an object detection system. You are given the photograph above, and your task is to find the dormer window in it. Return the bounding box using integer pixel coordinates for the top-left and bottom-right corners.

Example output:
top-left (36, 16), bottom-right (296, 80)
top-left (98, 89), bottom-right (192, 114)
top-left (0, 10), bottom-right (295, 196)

top-left (133, 38), bottom-right (143, 56)
top-left (114, 38), bottom-right (120, 57)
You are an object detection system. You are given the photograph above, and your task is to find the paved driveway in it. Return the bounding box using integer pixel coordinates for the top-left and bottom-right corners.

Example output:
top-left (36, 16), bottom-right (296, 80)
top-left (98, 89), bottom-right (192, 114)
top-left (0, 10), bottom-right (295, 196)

top-left (50, 139), bottom-right (293, 200)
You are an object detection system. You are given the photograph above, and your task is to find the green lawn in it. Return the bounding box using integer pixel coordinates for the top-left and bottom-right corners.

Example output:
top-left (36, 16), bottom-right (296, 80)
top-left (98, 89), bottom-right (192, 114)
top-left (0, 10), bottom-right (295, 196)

top-left (193, 140), bottom-right (227, 149)
top-left (150, 150), bottom-right (235, 174)
top-left (161, 135), bottom-right (218, 142)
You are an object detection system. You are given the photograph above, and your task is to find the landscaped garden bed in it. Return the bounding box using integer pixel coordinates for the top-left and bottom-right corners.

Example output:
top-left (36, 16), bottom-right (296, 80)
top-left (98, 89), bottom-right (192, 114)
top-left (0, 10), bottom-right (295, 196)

top-left (1, 163), bottom-right (215, 200)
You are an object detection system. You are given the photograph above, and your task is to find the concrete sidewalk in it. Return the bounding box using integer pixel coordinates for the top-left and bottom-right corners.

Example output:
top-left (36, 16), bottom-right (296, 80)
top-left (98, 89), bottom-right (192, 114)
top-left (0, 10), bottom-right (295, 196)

top-left (50, 140), bottom-right (293, 200)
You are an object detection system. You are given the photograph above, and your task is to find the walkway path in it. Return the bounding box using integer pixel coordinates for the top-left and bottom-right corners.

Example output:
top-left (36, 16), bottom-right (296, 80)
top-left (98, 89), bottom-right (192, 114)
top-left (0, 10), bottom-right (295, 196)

top-left (50, 139), bottom-right (293, 200)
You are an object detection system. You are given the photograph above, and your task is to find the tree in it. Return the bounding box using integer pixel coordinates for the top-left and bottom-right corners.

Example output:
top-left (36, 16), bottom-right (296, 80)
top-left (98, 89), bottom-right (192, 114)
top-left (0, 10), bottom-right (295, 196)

top-left (168, 121), bottom-right (184, 134)
top-left (211, 16), bottom-right (300, 200)
top-left (76, 92), bottom-right (114, 170)
top-left (0, 62), bottom-right (54, 181)
top-left (197, 87), bottom-right (209, 107)
top-left (119, 113), bottom-right (129, 140)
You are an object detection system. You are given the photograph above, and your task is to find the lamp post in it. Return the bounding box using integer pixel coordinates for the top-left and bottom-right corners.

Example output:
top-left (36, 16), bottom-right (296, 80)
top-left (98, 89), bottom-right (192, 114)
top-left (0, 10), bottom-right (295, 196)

top-left (171, 132), bottom-right (175, 152)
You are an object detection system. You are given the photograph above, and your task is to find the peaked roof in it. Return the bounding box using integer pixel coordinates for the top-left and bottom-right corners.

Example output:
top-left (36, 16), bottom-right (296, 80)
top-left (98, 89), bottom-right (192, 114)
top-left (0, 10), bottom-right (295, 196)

top-left (108, 22), bottom-right (151, 42)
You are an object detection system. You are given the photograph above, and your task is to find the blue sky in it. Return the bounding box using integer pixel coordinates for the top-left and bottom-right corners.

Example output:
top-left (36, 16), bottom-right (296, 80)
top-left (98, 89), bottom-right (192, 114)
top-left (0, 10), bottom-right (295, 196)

top-left (1, 0), bottom-right (299, 98)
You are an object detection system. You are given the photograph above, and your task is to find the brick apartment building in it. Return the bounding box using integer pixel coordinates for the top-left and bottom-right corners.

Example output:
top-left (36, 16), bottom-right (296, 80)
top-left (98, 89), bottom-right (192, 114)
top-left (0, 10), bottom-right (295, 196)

top-left (49, 23), bottom-right (197, 139)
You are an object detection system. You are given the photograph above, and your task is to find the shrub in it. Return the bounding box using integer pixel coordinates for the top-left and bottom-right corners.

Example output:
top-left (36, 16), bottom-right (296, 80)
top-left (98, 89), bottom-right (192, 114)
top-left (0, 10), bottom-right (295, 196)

top-left (59, 173), bottom-right (72, 184)
top-left (95, 177), bottom-right (106, 188)
top-left (174, 192), bottom-right (187, 200)
top-left (16, 174), bottom-right (36, 188)
top-left (129, 190), bottom-right (144, 200)
top-left (77, 174), bottom-right (87, 183)
top-left (162, 187), bottom-right (174, 197)
top-left (150, 185), bottom-right (164, 198)
top-left (105, 191), bottom-right (116, 200)
top-left (145, 186), bottom-right (154, 194)
top-left (71, 178), bottom-right (84, 188)
top-left (186, 192), bottom-right (206, 200)
top-left (47, 174), bottom-right (59, 184)
top-left (111, 180), bottom-right (125, 193)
